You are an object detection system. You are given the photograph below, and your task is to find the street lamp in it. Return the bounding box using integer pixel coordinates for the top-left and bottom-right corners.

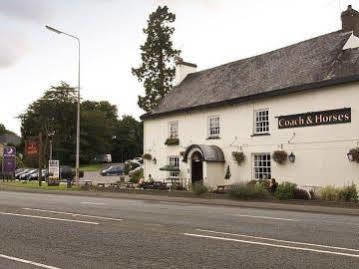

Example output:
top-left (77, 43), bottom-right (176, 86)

top-left (48, 131), bottom-right (55, 161)
top-left (45, 25), bottom-right (81, 185)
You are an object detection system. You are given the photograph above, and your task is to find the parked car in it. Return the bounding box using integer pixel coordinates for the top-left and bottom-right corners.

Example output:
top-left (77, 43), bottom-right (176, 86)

top-left (16, 168), bottom-right (30, 179)
top-left (19, 169), bottom-right (37, 180)
top-left (100, 166), bottom-right (124, 176)
top-left (28, 169), bottom-right (48, 181)
top-left (133, 157), bottom-right (143, 164)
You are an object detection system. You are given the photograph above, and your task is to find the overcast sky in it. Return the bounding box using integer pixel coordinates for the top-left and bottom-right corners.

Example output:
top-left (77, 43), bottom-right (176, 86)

top-left (0, 0), bottom-right (356, 135)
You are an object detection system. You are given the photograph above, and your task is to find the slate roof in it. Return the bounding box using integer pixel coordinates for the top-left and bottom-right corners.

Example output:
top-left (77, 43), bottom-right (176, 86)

top-left (143, 30), bottom-right (359, 119)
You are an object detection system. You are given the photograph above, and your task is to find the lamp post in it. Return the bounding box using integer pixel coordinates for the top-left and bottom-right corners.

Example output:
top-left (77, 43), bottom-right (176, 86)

top-left (45, 25), bottom-right (81, 185)
top-left (48, 131), bottom-right (55, 161)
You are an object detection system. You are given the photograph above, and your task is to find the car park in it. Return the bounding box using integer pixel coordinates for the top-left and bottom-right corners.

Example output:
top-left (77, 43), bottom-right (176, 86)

top-left (19, 169), bottom-right (37, 180)
top-left (15, 168), bottom-right (30, 179)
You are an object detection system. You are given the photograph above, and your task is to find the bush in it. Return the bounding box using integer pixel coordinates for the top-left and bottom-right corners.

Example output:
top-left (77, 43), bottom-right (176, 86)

top-left (129, 168), bottom-right (143, 184)
top-left (275, 182), bottom-right (297, 200)
top-left (232, 152), bottom-right (245, 165)
top-left (142, 153), bottom-right (152, 160)
top-left (272, 150), bottom-right (288, 165)
top-left (293, 188), bottom-right (310, 200)
top-left (338, 183), bottom-right (358, 202)
top-left (192, 182), bottom-right (208, 195)
top-left (229, 182), bottom-right (271, 200)
top-left (320, 186), bottom-right (340, 201)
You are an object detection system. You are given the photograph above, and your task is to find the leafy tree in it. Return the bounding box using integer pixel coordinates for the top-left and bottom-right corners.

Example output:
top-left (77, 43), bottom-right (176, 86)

top-left (0, 123), bottom-right (5, 135)
top-left (80, 101), bottom-right (118, 163)
top-left (132, 5), bottom-right (180, 112)
top-left (111, 115), bottom-right (143, 162)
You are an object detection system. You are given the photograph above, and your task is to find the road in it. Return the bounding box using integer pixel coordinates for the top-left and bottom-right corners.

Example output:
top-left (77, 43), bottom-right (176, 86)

top-left (0, 191), bottom-right (358, 268)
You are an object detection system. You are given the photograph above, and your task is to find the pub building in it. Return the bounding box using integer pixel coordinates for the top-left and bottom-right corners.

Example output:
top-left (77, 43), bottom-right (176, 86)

top-left (141, 5), bottom-right (359, 190)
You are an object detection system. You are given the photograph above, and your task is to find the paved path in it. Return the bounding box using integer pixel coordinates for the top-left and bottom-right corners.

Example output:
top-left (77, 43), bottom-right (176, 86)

top-left (0, 191), bottom-right (358, 268)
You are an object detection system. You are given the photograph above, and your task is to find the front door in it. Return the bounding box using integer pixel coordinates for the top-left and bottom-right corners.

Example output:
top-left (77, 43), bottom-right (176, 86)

top-left (191, 152), bottom-right (203, 184)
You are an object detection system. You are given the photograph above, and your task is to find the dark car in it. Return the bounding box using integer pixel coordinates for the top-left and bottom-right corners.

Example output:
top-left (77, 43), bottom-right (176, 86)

top-left (101, 166), bottom-right (123, 176)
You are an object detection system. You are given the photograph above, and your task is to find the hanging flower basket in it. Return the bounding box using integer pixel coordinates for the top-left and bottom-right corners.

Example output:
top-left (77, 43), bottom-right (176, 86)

top-left (180, 151), bottom-right (185, 156)
top-left (272, 150), bottom-right (288, 165)
top-left (142, 153), bottom-right (152, 160)
top-left (348, 148), bottom-right (359, 163)
top-left (165, 137), bottom-right (180, 146)
top-left (232, 151), bottom-right (245, 165)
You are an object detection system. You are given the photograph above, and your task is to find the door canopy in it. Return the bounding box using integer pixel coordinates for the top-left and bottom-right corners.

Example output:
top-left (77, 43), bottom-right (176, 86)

top-left (183, 144), bottom-right (225, 163)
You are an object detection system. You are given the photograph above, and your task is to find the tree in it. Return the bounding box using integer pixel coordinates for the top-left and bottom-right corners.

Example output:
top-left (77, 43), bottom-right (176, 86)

top-left (132, 5), bottom-right (181, 112)
top-left (0, 123), bottom-right (6, 135)
top-left (111, 115), bottom-right (143, 162)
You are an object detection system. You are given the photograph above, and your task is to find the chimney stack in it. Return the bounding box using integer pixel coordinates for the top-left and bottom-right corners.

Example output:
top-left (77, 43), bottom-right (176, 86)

top-left (342, 5), bottom-right (359, 36)
top-left (174, 57), bottom-right (197, 86)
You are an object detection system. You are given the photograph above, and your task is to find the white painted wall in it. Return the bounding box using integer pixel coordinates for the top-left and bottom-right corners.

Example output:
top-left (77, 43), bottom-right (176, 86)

top-left (144, 82), bottom-right (359, 188)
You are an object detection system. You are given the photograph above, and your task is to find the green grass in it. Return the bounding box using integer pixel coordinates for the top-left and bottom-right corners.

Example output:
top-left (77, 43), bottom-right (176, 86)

top-left (79, 163), bottom-right (104, 172)
top-left (0, 181), bottom-right (80, 191)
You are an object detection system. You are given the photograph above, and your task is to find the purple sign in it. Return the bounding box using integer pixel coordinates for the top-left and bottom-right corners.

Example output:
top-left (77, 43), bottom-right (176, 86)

top-left (3, 146), bottom-right (16, 174)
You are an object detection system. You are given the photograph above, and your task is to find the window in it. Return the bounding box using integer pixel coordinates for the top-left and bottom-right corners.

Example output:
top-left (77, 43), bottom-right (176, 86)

top-left (169, 121), bottom-right (178, 138)
top-left (253, 153), bottom-right (271, 180)
top-left (254, 109), bottom-right (269, 134)
top-left (208, 116), bottom-right (220, 137)
top-left (169, 156), bottom-right (180, 178)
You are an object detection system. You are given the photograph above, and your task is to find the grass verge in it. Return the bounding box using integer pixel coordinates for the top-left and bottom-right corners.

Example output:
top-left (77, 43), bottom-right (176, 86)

top-left (0, 181), bottom-right (80, 191)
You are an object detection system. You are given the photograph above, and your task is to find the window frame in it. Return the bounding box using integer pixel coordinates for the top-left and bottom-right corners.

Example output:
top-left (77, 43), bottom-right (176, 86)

top-left (208, 115), bottom-right (221, 138)
top-left (253, 109), bottom-right (270, 135)
top-left (252, 153), bottom-right (271, 180)
top-left (168, 156), bottom-right (180, 178)
top-left (168, 121), bottom-right (178, 139)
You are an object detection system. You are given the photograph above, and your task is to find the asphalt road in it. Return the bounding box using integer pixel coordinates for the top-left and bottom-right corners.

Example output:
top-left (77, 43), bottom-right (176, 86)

top-left (0, 191), bottom-right (358, 269)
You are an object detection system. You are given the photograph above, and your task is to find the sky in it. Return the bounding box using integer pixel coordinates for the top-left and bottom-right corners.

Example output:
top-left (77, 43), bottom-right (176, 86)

top-left (0, 0), bottom-right (357, 135)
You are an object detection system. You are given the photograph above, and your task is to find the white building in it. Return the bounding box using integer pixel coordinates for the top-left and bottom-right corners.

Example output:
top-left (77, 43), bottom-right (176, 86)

top-left (142, 6), bottom-right (359, 189)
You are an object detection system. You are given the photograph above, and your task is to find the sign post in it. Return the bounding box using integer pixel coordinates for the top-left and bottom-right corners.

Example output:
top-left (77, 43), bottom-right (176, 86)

top-left (2, 146), bottom-right (16, 179)
top-left (25, 134), bottom-right (42, 186)
top-left (48, 160), bottom-right (60, 186)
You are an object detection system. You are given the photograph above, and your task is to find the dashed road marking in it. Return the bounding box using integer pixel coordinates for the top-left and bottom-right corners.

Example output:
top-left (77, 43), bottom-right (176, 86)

top-left (235, 214), bottom-right (297, 221)
top-left (184, 233), bottom-right (359, 258)
top-left (0, 211), bottom-right (99, 225)
top-left (196, 229), bottom-right (359, 252)
top-left (0, 253), bottom-right (62, 269)
top-left (23, 208), bottom-right (123, 221)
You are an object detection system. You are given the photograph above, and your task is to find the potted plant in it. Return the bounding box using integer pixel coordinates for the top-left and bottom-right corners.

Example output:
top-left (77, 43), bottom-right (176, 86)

top-left (232, 151), bottom-right (245, 165)
top-left (272, 150), bottom-right (288, 165)
top-left (142, 153), bottom-right (152, 160)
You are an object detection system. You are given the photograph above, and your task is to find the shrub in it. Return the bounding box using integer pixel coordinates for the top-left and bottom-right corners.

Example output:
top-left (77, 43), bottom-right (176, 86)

top-left (320, 186), bottom-right (340, 201)
top-left (272, 150), bottom-right (288, 165)
top-left (348, 148), bottom-right (359, 163)
top-left (142, 153), bottom-right (152, 160)
top-left (274, 182), bottom-right (297, 200)
top-left (192, 182), bottom-right (208, 195)
top-left (338, 183), bottom-right (358, 202)
top-left (229, 182), bottom-right (271, 200)
top-left (165, 138), bottom-right (180, 146)
top-left (124, 162), bottom-right (131, 175)
top-left (293, 188), bottom-right (310, 200)
top-left (232, 152), bottom-right (245, 165)
top-left (129, 168), bottom-right (143, 184)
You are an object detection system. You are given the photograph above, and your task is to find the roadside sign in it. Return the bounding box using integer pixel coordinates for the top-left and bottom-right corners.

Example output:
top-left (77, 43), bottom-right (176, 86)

top-left (25, 138), bottom-right (39, 156)
top-left (48, 160), bottom-right (60, 186)
top-left (2, 146), bottom-right (16, 174)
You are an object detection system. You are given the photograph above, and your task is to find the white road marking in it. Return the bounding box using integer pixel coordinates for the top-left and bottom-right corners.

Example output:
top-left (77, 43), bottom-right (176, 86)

top-left (0, 212), bottom-right (99, 225)
top-left (197, 229), bottom-right (359, 253)
top-left (0, 253), bottom-right (61, 269)
top-left (184, 233), bottom-right (359, 258)
top-left (235, 214), bottom-right (297, 221)
top-left (23, 208), bottom-right (123, 222)
top-left (80, 202), bottom-right (106, 205)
